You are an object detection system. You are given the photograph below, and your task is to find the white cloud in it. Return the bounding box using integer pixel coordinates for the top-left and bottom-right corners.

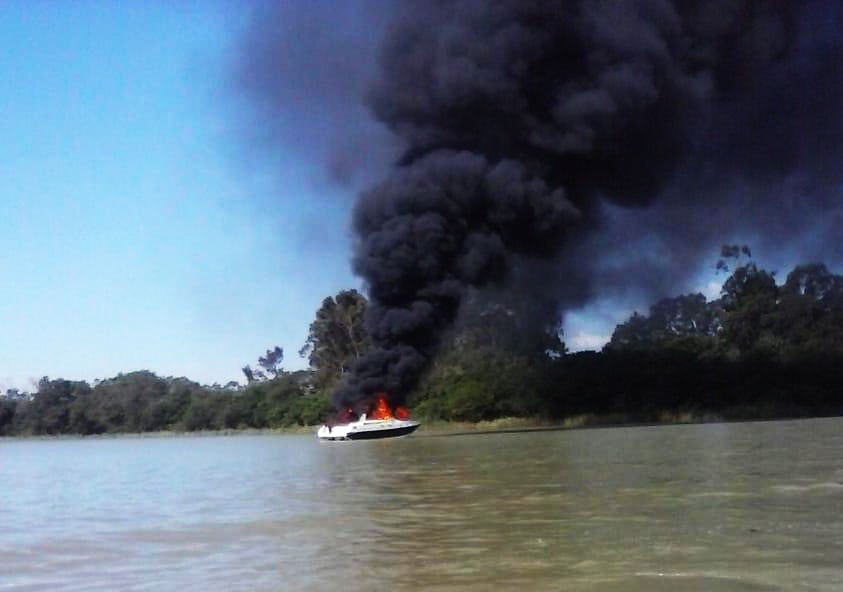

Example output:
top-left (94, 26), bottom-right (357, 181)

top-left (702, 281), bottom-right (722, 299)
top-left (566, 331), bottom-right (610, 352)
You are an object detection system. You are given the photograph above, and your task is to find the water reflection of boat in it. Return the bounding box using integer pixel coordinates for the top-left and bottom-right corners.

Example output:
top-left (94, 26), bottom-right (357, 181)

top-left (316, 414), bottom-right (420, 441)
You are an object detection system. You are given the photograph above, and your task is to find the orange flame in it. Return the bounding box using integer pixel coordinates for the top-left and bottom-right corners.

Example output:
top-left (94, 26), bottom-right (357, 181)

top-left (369, 392), bottom-right (409, 420)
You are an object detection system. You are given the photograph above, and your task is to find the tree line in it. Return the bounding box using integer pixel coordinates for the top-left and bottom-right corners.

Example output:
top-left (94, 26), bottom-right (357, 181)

top-left (3, 252), bottom-right (843, 436)
top-left (0, 289), bottom-right (369, 436)
top-left (0, 371), bottom-right (327, 436)
top-left (411, 251), bottom-right (843, 422)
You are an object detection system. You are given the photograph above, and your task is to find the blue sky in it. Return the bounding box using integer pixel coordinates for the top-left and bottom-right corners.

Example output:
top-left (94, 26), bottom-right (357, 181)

top-left (0, 2), bottom-right (357, 390)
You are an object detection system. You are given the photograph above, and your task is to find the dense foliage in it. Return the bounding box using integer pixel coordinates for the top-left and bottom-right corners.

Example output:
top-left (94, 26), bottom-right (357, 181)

top-left (3, 259), bottom-right (843, 436)
top-left (410, 259), bottom-right (843, 422)
top-left (0, 372), bottom-right (327, 436)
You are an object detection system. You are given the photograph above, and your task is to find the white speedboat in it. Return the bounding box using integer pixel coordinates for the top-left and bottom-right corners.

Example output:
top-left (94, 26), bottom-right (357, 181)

top-left (317, 413), bottom-right (420, 441)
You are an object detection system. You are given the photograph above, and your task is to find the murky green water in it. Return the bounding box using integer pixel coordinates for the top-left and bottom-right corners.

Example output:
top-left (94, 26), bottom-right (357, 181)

top-left (2, 418), bottom-right (842, 591)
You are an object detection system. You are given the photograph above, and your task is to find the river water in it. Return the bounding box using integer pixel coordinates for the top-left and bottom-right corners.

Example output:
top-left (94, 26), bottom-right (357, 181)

top-left (1, 418), bottom-right (842, 591)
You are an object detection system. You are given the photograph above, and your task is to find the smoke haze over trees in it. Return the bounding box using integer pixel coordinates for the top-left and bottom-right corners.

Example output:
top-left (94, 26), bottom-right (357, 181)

top-left (233, 1), bottom-right (843, 413)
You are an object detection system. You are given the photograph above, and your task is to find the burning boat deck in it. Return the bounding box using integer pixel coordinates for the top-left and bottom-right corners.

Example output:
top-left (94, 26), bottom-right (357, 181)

top-left (317, 393), bottom-right (420, 441)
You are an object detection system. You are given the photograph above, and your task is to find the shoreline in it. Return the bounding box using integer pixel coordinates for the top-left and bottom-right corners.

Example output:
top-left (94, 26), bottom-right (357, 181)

top-left (3, 408), bottom-right (842, 441)
top-left (416, 413), bottom-right (843, 438)
top-left (0, 425), bottom-right (316, 441)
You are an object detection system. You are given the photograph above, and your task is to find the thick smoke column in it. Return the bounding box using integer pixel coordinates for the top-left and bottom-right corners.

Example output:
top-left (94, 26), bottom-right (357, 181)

top-left (232, 1), bottom-right (843, 412)
top-left (335, 0), bottom-right (823, 410)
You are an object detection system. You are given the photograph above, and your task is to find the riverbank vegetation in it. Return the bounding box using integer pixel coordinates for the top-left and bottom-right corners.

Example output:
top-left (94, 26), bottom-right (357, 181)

top-left (3, 251), bottom-right (843, 437)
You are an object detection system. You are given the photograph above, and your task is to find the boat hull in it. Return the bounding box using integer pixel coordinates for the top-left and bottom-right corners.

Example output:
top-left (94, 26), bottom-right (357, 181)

top-left (346, 424), bottom-right (419, 440)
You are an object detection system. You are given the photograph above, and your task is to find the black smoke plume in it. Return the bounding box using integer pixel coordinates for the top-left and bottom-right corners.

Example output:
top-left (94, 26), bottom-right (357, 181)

top-left (234, 1), bottom-right (843, 413)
